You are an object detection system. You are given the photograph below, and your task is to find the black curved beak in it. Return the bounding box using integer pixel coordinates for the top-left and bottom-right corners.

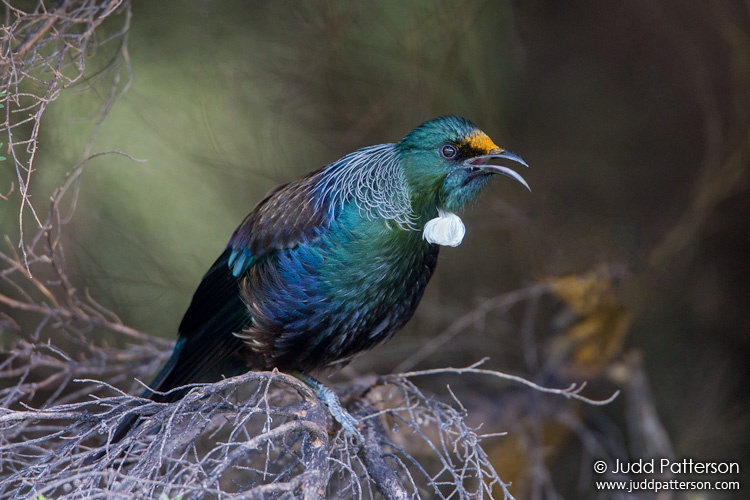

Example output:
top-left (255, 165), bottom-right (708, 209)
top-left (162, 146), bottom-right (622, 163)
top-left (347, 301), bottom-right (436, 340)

top-left (466, 149), bottom-right (531, 192)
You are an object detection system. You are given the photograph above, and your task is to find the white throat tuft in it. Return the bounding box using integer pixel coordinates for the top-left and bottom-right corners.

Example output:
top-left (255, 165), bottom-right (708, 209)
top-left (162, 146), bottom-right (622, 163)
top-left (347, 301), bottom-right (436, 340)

top-left (422, 210), bottom-right (465, 247)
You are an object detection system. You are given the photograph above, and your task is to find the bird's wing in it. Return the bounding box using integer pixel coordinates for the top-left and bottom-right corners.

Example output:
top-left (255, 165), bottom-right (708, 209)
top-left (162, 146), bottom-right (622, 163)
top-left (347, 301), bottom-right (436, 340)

top-left (147, 171), bottom-right (330, 399)
top-left (226, 170), bottom-right (329, 277)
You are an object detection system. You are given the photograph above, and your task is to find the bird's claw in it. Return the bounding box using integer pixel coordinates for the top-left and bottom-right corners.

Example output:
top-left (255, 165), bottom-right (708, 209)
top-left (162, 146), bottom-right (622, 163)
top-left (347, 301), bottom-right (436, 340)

top-left (314, 380), bottom-right (363, 443)
top-left (295, 371), bottom-right (363, 443)
top-left (328, 399), bottom-right (363, 443)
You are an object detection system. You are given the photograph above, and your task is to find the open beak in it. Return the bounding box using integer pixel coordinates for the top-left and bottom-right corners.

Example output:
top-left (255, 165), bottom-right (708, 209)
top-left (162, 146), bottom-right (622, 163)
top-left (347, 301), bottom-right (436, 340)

top-left (466, 149), bottom-right (530, 191)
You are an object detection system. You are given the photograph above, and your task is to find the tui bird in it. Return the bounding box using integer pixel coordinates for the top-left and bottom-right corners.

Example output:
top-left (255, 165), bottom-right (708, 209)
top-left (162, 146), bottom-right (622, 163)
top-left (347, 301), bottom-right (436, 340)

top-left (106, 115), bottom-right (529, 449)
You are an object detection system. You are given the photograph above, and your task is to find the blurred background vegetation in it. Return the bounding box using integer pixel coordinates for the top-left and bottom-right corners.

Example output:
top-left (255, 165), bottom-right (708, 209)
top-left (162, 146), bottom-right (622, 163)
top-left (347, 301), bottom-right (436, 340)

top-left (2, 0), bottom-right (749, 497)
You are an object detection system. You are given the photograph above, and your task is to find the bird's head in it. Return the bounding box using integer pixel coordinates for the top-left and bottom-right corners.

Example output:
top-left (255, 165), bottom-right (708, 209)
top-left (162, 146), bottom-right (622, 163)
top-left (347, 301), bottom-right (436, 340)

top-left (397, 115), bottom-right (529, 215)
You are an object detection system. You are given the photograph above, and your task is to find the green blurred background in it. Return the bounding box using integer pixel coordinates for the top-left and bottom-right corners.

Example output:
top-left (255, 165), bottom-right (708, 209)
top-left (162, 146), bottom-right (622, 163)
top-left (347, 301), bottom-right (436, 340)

top-left (3, 0), bottom-right (748, 496)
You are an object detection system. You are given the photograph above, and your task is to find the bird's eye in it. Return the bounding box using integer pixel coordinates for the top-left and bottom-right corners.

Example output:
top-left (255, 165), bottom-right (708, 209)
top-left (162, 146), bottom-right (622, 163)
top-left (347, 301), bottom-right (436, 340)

top-left (440, 144), bottom-right (457, 159)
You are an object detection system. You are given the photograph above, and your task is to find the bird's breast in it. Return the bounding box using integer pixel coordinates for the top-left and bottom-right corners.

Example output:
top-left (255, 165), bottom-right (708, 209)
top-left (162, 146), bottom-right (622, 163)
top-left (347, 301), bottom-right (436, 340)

top-left (237, 216), bottom-right (438, 372)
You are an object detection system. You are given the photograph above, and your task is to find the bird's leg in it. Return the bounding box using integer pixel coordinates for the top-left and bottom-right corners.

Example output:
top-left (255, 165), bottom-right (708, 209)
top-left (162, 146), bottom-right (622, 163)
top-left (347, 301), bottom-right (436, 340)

top-left (293, 371), bottom-right (363, 443)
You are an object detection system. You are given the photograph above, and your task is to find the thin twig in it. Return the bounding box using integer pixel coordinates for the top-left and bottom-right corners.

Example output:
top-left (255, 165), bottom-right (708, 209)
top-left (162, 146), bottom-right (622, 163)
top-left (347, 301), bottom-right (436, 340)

top-left (396, 358), bottom-right (620, 406)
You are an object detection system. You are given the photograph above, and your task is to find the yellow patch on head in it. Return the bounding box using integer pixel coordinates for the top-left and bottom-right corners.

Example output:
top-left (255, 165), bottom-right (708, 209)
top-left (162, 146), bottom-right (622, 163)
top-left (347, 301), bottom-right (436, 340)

top-left (464, 132), bottom-right (500, 155)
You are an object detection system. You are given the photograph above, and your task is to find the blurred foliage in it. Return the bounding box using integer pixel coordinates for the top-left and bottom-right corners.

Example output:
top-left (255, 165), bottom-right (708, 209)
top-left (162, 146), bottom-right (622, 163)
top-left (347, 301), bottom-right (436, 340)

top-left (547, 266), bottom-right (632, 378)
top-left (3, 0), bottom-right (749, 497)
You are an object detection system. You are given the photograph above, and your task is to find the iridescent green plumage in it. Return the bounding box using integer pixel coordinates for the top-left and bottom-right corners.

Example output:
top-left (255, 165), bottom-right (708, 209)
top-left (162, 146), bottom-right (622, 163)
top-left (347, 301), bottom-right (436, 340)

top-left (106, 115), bottom-right (528, 447)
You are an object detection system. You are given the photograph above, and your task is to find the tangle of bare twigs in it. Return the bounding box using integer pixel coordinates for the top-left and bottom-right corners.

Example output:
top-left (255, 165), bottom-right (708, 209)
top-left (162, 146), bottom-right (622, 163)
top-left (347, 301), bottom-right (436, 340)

top-left (2, 366), bottom-right (530, 499)
top-left (1, 0), bottom-right (133, 269)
